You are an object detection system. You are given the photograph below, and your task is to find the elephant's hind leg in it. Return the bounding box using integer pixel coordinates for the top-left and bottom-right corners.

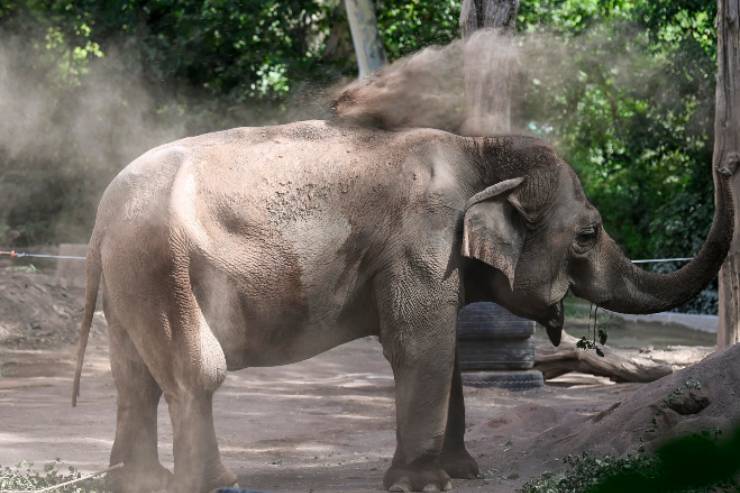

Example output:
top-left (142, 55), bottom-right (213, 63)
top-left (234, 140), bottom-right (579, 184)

top-left (106, 314), bottom-right (173, 493)
top-left (103, 257), bottom-right (236, 492)
top-left (440, 355), bottom-right (479, 479)
top-left (161, 262), bottom-right (237, 493)
top-left (166, 388), bottom-right (236, 492)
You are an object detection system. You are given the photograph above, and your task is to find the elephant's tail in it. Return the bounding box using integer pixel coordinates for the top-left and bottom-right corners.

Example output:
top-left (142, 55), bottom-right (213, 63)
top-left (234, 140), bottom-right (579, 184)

top-left (72, 237), bottom-right (102, 407)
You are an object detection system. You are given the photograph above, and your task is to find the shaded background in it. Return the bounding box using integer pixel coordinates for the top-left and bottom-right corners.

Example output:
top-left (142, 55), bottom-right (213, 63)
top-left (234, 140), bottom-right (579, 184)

top-left (0, 0), bottom-right (718, 311)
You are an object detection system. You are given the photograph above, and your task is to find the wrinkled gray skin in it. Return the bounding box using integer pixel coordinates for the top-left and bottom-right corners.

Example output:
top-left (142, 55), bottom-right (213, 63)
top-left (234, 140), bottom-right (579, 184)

top-left (72, 120), bottom-right (735, 493)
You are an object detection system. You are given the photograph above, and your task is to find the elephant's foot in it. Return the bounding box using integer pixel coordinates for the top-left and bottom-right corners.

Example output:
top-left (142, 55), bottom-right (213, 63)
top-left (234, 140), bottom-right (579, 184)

top-left (168, 462), bottom-right (238, 493)
top-left (440, 448), bottom-right (480, 479)
top-left (107, 462), bottom-right (173, 493)
top-left (205, 463), bottom-right (239, 493)
top-left (383, 461), bottom-right (452, 492)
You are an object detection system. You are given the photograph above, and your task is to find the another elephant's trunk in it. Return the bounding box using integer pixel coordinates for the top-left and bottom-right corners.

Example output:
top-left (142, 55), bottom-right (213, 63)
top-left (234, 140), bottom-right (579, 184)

top-left (573, 165), bottom-right (736, 314)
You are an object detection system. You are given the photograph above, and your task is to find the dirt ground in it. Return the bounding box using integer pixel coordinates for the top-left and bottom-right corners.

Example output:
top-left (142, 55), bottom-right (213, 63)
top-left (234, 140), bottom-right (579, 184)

top-left (0, 269), bottom-right (719, 492)
top-left (1, 333), bottom-right (644, 493)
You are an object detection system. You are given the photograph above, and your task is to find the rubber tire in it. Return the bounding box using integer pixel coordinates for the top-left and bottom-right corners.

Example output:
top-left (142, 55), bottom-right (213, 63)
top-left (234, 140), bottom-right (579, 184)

top-left (462, 370), bottom-right (544, 390)
top-left (457, 338), bottom-right (535, 371)
top-left (457, 302), bottom-right (535, 340)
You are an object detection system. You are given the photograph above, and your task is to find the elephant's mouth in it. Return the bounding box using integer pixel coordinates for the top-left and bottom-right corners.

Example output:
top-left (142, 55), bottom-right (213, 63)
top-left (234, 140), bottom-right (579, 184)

top-left (539, 300), bottom-right (564, 346)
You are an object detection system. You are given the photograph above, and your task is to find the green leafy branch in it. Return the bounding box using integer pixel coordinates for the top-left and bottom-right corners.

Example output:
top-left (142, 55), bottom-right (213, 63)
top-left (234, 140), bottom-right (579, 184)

top-left (576, 304), bottom-right (608, 357)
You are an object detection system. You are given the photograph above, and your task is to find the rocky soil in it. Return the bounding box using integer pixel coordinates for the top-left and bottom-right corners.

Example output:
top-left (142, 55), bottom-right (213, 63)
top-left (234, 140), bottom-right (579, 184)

top-left (0, 268), bottom-right (105, 351)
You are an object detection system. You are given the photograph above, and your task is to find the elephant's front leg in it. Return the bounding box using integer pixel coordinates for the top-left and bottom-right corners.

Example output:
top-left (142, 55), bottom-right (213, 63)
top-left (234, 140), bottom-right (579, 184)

top-left (376, 270), bottom-right (458, 492)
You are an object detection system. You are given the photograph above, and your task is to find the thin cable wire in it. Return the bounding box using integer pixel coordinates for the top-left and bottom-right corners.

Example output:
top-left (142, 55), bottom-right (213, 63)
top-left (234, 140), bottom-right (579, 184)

top-left (0, 249), bottom-right (695, 265)
top-left (0, 250), bottom-right (86, 261)
top-left (631, 257), bottom-right (693, 264)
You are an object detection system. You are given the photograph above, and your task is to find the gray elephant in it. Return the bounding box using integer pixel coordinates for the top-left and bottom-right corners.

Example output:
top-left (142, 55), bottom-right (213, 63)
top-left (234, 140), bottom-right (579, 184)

top-left (72, 120), bottom-right (735, 492)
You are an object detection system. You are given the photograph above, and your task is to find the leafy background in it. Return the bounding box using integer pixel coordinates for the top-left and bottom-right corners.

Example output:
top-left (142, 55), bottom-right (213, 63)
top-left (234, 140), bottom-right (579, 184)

top-left (0, 0), bottom-right (719, 311)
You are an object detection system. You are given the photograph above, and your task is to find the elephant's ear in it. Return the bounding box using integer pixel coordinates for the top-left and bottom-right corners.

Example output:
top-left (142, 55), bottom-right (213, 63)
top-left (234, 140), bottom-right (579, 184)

top-left (462, 177), bottom-right (526, 290)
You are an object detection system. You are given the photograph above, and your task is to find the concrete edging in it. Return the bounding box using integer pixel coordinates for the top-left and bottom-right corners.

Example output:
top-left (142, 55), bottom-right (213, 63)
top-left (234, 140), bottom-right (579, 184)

top-left (605, 310), bottom-right (718, 334)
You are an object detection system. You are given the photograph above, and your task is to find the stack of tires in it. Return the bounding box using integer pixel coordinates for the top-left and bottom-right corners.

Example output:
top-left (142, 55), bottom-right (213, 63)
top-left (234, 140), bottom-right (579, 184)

top-left (457, 302), bottom-right (544, 390)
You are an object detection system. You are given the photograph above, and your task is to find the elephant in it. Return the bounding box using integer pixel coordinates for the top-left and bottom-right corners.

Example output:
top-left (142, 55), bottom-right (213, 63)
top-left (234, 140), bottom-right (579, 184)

top-left (71, 119), bottom-right (736, 492)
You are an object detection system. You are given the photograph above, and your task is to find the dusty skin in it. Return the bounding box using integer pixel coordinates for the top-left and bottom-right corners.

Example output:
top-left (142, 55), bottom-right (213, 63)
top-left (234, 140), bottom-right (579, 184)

top-left (70, 118), bottom-right (734, 492)
top-left (2, 332), bottom-right (651, 493)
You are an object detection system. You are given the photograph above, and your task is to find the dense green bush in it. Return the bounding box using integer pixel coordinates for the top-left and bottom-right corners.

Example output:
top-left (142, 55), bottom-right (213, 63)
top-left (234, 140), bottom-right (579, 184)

top-left (0, 1), bottom-right (722, 312)
top-left (522, 428), bottom-right (740, 493)
top-left (518, 1), bottom-right (717, 262)
top-left (518, 2), bottom-right (719, 313)
top-left (522, 453), bottom-right (659, 493)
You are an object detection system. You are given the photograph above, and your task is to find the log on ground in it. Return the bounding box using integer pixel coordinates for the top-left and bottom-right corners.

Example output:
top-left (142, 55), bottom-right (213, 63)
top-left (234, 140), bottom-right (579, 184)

top-left (534, 331), bottom-right (673, 383)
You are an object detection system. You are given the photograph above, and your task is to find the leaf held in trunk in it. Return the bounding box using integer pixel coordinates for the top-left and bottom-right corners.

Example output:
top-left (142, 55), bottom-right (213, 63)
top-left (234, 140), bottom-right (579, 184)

top-left (598, 328), bottom-right (608, 345)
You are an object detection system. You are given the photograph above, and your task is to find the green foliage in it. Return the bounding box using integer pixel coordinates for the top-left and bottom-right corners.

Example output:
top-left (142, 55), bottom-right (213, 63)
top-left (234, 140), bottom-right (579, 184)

top-left (0, 0), bottom-right (725, 314)
top-left (0, 461), bottom-right (108, 492)
top-left (518, 1), bottom-right (717, 263)
top-left (571, 303), bottom-right (608, 357)
top-left (591, 428), bottom-right (740, 492)
top-left (0, 0), bottom-right (355, 246)
top-left (376, 0), bottom-right (460, 59)
top-left (514, 1), bottom-right (720, 312)
top-left (521, 453), bottom-right (658, 493)
top-left (522, 428), bottom-right (740, 492)
top-left (1, 0), bottom-right (354, 105)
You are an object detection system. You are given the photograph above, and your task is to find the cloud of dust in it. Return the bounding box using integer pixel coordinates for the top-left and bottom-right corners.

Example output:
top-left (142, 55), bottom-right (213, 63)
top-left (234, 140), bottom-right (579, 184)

top-left (331, 37), bottom-right (467, 132)
top-left (331, 25), bottom-right (667, 138)
top-left (0, 31), bottom-right (331, 246)
top-left (0, 20), bottom-right (674, 246)
top-left (330, 29), bottom-right (543, 135)
top-left (0, 34), bottom-right (188, 244)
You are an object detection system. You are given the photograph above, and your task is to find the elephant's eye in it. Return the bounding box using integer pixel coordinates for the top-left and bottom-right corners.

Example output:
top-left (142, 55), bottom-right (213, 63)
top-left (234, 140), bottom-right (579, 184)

top-left (575, 225), bottom-right (598, 248)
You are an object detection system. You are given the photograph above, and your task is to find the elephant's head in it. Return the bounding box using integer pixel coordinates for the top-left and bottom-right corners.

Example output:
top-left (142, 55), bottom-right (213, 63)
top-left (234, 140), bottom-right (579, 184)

top-left (460, 136), bottom-right (736, 346)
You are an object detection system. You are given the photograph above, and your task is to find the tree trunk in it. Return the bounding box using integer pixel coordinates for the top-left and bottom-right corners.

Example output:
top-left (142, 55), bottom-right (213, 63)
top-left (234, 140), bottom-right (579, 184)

top-left (716, 0), bottom-right (740, 349)
top-left (459, 0), bottom-right (519, 135)
top-left (457, 0), bottom-right (542, 387)
top-left (343, 0), bottom-right (386, 78)
top-left (460, 0), bottom-right (519, 35)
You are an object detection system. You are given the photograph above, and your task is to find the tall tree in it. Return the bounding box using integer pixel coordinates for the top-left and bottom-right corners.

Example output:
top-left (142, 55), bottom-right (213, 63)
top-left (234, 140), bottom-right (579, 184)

top-left (456, 0), bottom-right (539, 384)
top-left (344, 0), bottom-right (386, 77)
top-left (459, 0), bottom-right (519, 134)
top-left (460, 0), bottom-right (518, 34)
top-left (716, 0), bottom-right (740, 349)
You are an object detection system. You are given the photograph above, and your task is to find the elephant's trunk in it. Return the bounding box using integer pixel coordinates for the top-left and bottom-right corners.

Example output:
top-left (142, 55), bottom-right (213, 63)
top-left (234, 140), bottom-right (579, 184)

top-left (572, 165), bottom-right (736, 314)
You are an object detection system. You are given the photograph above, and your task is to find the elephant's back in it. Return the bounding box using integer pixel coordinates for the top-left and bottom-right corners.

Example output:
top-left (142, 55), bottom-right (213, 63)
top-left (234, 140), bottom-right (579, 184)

top-left (180, 120), bottom-right (433, 232)
top-left (187, 119), bottom-right (403, 195)
top-left (92, 119), bottom-right (457, 273)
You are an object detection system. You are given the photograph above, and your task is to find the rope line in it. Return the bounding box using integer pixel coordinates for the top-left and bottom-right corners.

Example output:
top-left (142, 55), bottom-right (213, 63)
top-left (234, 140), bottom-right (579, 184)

top-left (0, 250), bottom-right (86, 261)
top-left (631, 257), bottom-right (693, 264)
top-left (0, 249), bottom-right (696, 264)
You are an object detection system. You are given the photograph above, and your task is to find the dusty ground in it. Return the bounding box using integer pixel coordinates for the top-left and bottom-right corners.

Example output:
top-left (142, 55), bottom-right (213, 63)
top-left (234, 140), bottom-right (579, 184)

top-left (0, 268), bottom-right (93, 349)
top-left (0, 269), bottom-right (721, 492)
top-left (1, 333), bottom-right (644, 493)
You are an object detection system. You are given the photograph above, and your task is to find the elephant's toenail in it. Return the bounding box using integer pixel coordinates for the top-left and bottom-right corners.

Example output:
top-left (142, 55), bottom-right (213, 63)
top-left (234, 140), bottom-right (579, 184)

top-left (443, 480), bottom-right (453, 491)
top-left (389, 480), bottom-right (412, 493)
top-left (422, 484), bottom-right (441, 492)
